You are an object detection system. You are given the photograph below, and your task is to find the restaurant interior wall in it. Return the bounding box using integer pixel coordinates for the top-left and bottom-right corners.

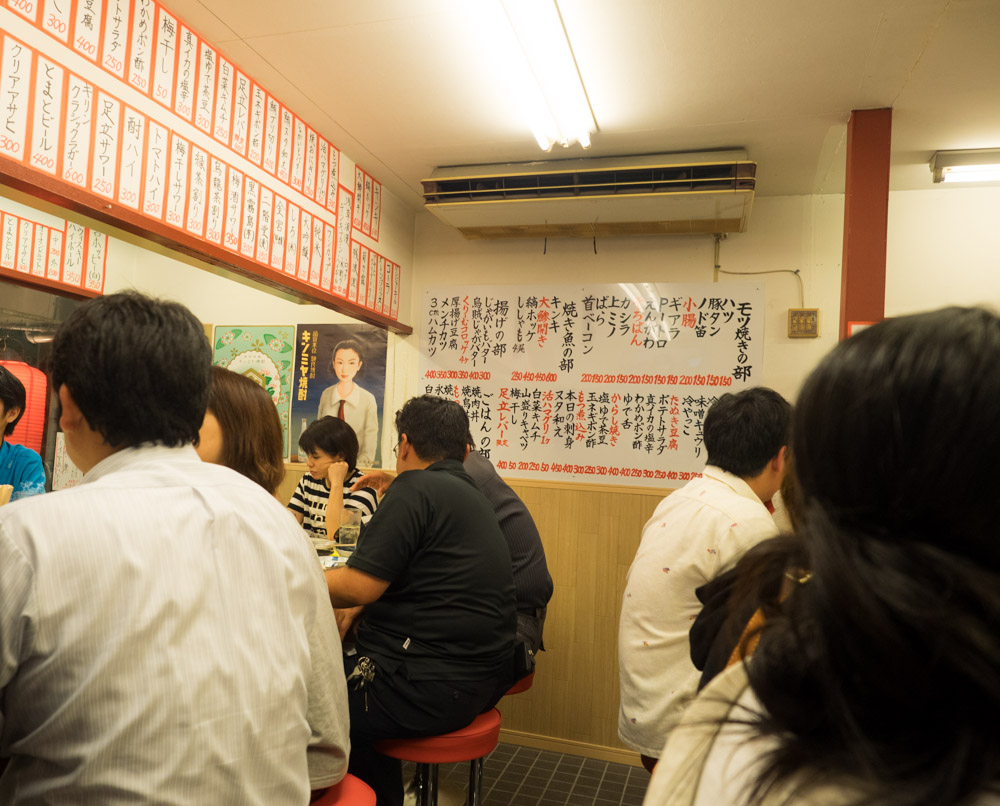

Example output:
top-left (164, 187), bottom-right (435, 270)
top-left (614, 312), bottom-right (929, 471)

top-left (403, 184), bottom-right (1000, 761)
top-left (4, 177), bottom-right (996, 761)
top-left (885, 185), bottom-right (1000, 315)
top-left (404, 192), bottom-right (844, 759)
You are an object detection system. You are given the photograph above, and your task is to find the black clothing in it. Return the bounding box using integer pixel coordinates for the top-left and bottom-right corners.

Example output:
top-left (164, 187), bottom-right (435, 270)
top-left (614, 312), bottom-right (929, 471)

top-left (689, 566), bottom-right (749, 690)
top-left (464, 451), bottom-right (553, 613)
top-left (344, 459), bottom-right (517, 804)
top-left (464, 450), bottom-right (552, 654)
top-left (344, 654), bottom-right (504, 806)
top-left (347, 458), bottom-right (516, 680)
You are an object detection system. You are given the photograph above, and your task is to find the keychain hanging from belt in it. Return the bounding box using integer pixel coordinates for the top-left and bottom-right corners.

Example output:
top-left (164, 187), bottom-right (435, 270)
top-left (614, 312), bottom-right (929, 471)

top-left (346, 656), bottom-right (376, 711)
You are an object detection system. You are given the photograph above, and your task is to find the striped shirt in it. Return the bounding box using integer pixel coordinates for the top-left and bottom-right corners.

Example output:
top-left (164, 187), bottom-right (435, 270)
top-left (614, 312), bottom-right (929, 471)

top-left (287, 468), bottom-right (378, 539)
top-left (0, 444), bottom-right (350, 803)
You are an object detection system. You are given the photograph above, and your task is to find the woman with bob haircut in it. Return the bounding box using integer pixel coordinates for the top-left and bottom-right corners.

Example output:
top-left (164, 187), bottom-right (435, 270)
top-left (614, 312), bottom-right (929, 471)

top-left (645, 306), bottom-right (1000, 806)
top-left (196, 365), bottom-right (285, 498)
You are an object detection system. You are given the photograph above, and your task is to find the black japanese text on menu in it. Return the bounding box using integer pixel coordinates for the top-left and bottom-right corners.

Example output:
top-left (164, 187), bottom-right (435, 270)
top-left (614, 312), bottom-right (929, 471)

top-left (419, 283), bottom-right (765, 487)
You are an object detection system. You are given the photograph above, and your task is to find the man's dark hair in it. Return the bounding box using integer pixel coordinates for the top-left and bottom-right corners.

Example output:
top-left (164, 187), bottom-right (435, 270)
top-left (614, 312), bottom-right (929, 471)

top-left (0, 365), bottom-right (27, 437)
top-left (299, 416), bottom-right (360, 475)
top-left (50, 291), bottom-right (211, 449)
top-left (702, 386), bottom-right (791, 477)
top-left (395, 395), bottom-right (468, 463)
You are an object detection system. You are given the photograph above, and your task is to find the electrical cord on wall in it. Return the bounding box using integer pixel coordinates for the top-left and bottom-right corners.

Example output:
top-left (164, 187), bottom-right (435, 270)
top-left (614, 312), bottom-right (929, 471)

top-left (717, 267), bottom-right (805, 308)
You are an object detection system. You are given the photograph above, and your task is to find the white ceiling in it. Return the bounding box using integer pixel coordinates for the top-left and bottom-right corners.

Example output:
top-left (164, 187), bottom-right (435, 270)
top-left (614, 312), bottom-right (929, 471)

top-left (161, 0), bottom-right (1000, 209)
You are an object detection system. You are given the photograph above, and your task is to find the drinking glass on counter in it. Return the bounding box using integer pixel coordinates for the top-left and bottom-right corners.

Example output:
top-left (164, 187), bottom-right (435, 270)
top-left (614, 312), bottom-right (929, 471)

top-left (336, 508), bottom-right (361, 548)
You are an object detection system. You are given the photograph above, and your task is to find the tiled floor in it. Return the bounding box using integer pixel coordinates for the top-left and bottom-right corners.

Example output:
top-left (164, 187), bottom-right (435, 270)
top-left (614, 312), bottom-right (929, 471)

top-left (404, 742), bottom-right (651, 806)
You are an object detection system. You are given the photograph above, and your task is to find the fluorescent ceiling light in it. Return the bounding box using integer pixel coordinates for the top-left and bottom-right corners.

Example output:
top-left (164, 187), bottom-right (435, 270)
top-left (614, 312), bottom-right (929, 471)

top-left (930, 148), bottom-right (1000, 183)
top-left (497, 0), bottom-right (597, 151)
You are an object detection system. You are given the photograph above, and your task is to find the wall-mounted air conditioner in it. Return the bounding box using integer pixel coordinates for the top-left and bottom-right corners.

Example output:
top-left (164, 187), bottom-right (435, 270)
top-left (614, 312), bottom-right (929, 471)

top-left (422, 150), bottom-right (755, 239)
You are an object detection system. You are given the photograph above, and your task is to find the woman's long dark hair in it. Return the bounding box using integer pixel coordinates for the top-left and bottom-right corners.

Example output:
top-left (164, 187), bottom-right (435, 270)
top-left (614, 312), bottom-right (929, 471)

top-left (206, 366), bottom-right (285, 496)
top-left (746, 307), bottom-right (1000, 806)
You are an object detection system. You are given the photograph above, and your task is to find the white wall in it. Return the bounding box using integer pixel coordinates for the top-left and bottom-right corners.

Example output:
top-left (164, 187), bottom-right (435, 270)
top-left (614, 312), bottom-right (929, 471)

top-left (400, 195), bottom-right (846, 410)
top-left (886, 186), bottom-right (1000, 315)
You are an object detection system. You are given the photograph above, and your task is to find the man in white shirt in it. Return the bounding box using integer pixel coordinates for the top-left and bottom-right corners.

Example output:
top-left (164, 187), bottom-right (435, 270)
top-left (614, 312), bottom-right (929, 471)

top-left (0, 292), bottom-right (350, 804)
top-left (617, 386), bottom-right (790, 771)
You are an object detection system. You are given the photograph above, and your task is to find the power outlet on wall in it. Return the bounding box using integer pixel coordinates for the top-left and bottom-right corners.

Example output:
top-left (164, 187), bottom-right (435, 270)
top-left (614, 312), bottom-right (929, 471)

top-left (788, 308), bottom-right (820, 338)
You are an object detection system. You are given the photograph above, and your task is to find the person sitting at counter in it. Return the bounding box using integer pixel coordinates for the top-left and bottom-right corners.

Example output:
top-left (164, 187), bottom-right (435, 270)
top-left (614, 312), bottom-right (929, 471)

top-left (0, 292), bottom-right (349, 803)
top-left (325, 394), bottom-right (517, 806)
top-left (196, 365), bottom-right (286, 499)
top-left (288, 415), bottom-right (379, 539)
top-left (0, 365), bottom-right (45, 501)
top-left (353, 432), bottom-right (553, 657)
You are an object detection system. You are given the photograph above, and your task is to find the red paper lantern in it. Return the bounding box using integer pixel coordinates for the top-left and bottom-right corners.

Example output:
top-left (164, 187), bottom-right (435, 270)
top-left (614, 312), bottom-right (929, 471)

top-left (1, 360), bottom-right (48, 454)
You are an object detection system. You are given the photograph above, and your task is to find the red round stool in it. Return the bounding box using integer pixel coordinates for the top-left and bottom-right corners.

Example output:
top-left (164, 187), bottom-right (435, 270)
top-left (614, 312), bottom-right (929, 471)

top-left (505, 669), bottom-right (535, 695)
top-left (312, 773), bottom-right (376, 805)
top-left (376, 707), bottom-right (502, 806)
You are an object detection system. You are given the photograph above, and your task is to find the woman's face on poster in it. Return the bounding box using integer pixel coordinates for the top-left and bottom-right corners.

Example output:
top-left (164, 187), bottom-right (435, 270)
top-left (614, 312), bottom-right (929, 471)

top-left (333, 348), bottom-right (362, 383)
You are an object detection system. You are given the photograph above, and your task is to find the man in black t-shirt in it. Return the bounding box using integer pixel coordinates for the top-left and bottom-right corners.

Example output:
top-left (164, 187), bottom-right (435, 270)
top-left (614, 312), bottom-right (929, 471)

top-left (324, 395), bottom-right (516, 806)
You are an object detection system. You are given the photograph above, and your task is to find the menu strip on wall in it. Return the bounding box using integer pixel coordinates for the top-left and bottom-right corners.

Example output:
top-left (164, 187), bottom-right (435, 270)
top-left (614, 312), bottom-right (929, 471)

top-left (0, 3), bottom-right (401, 330)
top-left (0, 200), bottom-right (107, 295)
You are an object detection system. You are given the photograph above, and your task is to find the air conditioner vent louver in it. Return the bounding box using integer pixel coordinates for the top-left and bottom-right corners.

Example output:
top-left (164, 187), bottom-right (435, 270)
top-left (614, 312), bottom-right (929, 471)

top-left (422, 151), bottom-right (755, 240)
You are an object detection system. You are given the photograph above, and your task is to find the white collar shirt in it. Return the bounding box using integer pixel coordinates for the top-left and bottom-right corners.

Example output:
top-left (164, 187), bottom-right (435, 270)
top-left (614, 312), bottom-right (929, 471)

top-left (0, 444), bottom-right (349, 804)
top-left (618, 465), bottom-right (777, 756)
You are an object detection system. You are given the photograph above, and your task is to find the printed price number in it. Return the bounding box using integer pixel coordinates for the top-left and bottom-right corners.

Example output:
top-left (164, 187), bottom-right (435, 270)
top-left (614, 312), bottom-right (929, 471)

top-left (31, 152), bottom-right (55, 170)
top-left (75, 36), bottom-right (96, 56)
top-left (0, 136), bottom-right (22, 155)
top-left (45, 13), bottom-right (67, 33)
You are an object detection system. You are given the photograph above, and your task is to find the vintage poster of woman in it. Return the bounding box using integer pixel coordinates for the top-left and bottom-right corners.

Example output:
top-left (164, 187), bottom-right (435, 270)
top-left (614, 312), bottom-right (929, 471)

top-left (290, 323), bottom-right (388, 467)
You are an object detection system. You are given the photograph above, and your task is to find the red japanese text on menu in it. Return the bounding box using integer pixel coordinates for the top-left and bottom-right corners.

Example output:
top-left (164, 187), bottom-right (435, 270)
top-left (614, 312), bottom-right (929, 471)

top-left (419, 283), bottom-right (765, 486)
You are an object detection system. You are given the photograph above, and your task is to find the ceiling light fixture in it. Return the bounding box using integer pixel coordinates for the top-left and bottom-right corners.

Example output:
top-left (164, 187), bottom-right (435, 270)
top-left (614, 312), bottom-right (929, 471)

top-left (497, 0), bottom-right (597, 152)
top-left (930, 148), bottom-right (1000, 183)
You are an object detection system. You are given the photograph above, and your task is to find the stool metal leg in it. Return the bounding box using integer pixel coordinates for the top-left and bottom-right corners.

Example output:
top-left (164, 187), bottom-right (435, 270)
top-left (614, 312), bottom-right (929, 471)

top-left (467, 757), bottom-right (485, 806)
top-left (427, 764), bottom-right (439, 806)
top-left (414, 762), bottom-right (430, 806)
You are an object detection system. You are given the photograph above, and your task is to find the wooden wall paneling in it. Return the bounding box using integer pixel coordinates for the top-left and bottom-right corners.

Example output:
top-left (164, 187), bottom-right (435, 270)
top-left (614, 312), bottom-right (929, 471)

top-left (498, 481), bottom-right (667, 759)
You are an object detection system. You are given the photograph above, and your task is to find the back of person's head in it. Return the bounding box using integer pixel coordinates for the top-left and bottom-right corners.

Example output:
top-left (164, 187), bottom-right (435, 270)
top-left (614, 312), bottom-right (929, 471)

top-left (395, 395), bottom-right (468, 463)
top-left (748, 307), bottom-right (1000, 806)
top-left (206, 366), bottom-right (285, 495)
top-left (299, 416), bottom-right (359, 474)
top-left (702, 386), bottom-right (791, 477)
top-left (0, 365), bottom-right (27, 437)
top-left (50, 291), bottom-right (210, 449)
